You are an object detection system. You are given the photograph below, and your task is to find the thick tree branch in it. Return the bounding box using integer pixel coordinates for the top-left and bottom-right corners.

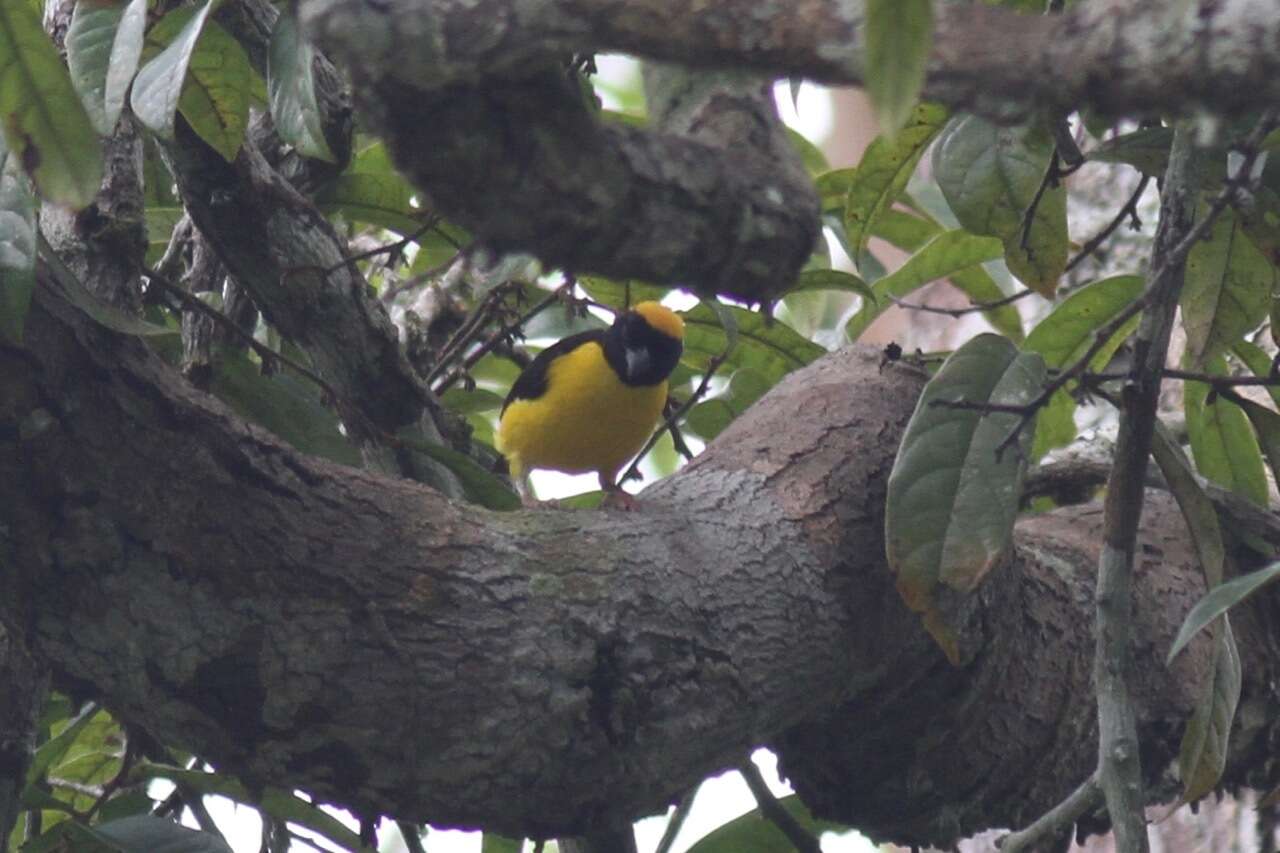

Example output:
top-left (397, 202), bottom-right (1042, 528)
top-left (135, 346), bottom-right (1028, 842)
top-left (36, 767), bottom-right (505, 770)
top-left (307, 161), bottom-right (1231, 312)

top-left (5, 280), bottom-right (1280, 847)
top-left (299, 0), bottom-right (1280, 122)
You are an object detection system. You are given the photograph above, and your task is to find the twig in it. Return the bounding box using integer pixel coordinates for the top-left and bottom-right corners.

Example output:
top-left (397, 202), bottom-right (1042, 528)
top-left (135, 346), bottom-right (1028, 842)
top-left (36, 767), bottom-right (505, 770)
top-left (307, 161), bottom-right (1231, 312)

top-left (888, 288), bottom-right (1034, 318)
top-left (619, 350), bottom-right (728, 486)
top-left (429, 286), bottom-right (573, 394)
top-left (326, 220), bottom-right (437, 275)
top-left (737, 760), bottom-right (820, 853)
top-left (997, 772), bottom-right (1101, 853)
top-left (1066, 176), bottom-right (1152, 272)
top-left (397, 821), bottom-right (428, 853)
top-left (144, 267), bottom-right (342, 405)
top-left (654, 787), bottom-right (700, 853)
top-left (1080, 368), bottom-right (1280, 388)
top-left (928, 398), bottom-right (1039, 416)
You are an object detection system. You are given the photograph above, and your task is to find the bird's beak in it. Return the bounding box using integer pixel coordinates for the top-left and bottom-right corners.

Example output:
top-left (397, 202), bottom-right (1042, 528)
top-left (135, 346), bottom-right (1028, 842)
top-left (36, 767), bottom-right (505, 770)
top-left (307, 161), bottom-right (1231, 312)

top-left (625, 346), bottom-right (651, 381)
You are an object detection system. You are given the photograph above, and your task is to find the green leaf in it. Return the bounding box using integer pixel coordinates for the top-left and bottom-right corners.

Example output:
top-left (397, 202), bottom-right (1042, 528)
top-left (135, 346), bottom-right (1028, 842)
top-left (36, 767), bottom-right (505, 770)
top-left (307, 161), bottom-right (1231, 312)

top-left (480, 834), bottom-right (523, 853)
top-left (1233, 339), bottom-right (1280, 407)
top-left (1151, 424), bottom-right (1226, 591)
top-left (1181, 207), bottom-right (1275, 369)
top-left (843, 101), bottom-right (948, 268)
top-left (95, 816), bottom-right (233, 853)
top-left (0, 0), bottom-right (103, 207)
top-left (933, 116), bottom-right (1067, 296)
top-left (131, 0), bottom-right (217, 141)
top-left (395, 434), bottom-right (520, 511)
top-left (576, 276), bottom-right (673, 311)
top-left (441, 387), bottom-right (504, 416)
top-left (66, 0), bottom-right (147, 135)
top-left (1169, 561), bottom-right (1280, 662)
top-left (1088, 126), bottom-right (1174, 177)
top-left (865, 0), bottom-right (932, 138)
top-left (886, 334), bottom-right (1045, 659)
top-left (267, 12), bottom-right (336, 162)
top-left (685, 794), bottom-right (848, 852)
top-left (1234, 394), bottom-right (1280, 488)
top-left (684, 367), bottom-right (772, 441)
top-left (315, 143), bottom-right (427, 234)
top-left (1024, 275), bottom-right (1144, 367)
top-left (37, 232), bottom-right (177, 338)
top-left (1029, 387), bottom-right (1076, 462)
top-left (138, 7), bottom-right (252, 162)
top-left (1176, 617), bottom-right (1241, 803)
top-left (20, 819), bottom-right (124, 853)
top-left (24, 705), bottom-right (103, 788)
top-left (133, 764), bottom-right (372, 853)
top-left (844, 229), bottom-right (1004, 341)
top-left (680, 303), bottom-right (823, 389)
top-left (1185, 356), bottom-right (1269, 506)
top-left (0, 149), bottom-right (37, 345)
top-left (209, 348), bottom-right (363, 466)
top-left (785, 127), bottom-right (828, 176)
top-left (792, 269), bottom-right (876, 303)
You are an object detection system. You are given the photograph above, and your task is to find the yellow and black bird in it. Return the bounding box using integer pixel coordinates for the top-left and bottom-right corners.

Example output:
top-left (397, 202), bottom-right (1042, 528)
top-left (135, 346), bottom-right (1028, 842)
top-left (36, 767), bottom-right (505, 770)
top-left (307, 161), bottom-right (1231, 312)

top-left (496, 301), bottom-right (685, 504)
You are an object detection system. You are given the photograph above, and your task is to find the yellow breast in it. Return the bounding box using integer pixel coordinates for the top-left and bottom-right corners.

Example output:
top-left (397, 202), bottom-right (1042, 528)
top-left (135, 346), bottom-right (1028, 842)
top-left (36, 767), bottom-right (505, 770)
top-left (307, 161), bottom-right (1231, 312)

top-left (496, 341), bottom-right (667, 482)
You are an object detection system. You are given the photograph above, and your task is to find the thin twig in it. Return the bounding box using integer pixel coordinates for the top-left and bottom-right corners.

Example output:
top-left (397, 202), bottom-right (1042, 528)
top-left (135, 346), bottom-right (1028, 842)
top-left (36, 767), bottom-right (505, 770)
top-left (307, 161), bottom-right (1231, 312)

top-left (1020, 149), bottom-right (1062, 256)
top-left (654, 787), bottom-right (700, 853)
top-left (397, 822), bottom-right (428, 853)
top-left (1066, 176), bottom-right (1152, 272)
top-left (144, 267), bottom-right (341, 405)
top-left (888, 287), bottom-right (1035, 318)
top-left (327, 220), bottom-right (437, 275)
top-left (1080, 368), bottom-right (1280, 388)
top-left (619, 351), bottom-right (729, 486)
top-left (997, 772), bottom-right (1102, 853)
top-left (737, 760), bottom-right (820, 853)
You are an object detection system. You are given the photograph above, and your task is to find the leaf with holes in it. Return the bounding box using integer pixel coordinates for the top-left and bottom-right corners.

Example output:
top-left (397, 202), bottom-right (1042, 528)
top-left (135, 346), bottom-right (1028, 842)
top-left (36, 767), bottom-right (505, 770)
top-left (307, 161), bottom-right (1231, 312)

top-left (843, 101), bottom-right (948, 269)
top-left (886, 334), bottom-right (1045, 644)
top-left (1176, 617), bottom-right (1241, 803)
top-left (844, 229), bottom-right (1004, 341)
top-left (865, 0), bottom-right (932, 138)
top-left (0, 149), bottom-right (37, 345)
top-left (66, 0), bottom-right (146, 135)
top-left (1170, 561), bottom-right (1280, 662)
top-left (1181, 207), bottom-right (1274, 369)
top-left (267, 12), bottom-right (336, 162)
top-left (1185, 356), bottom-right (1269, 506)
top-left (0, 1), bottom-right (103, 207)
top-left (131, 0), bottom-right (216, 141)
top-left (933, 115), bottom-right (1067, 296)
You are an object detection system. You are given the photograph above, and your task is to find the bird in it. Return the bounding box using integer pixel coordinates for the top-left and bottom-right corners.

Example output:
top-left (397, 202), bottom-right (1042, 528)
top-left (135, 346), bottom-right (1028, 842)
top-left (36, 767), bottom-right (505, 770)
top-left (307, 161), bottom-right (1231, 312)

top-left (496, 300), bottom-right (685, 505)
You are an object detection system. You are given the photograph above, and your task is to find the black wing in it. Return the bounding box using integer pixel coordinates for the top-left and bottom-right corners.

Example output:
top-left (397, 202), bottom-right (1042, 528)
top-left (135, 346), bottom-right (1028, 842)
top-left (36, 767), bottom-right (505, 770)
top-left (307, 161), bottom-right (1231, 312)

top-left (500, 330), bottom-right (606, 415)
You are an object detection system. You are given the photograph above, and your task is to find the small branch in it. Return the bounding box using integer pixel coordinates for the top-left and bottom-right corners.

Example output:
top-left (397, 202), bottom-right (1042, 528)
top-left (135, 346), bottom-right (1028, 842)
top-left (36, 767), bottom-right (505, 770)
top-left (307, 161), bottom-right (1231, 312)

top-left (144, 267), bottom-right (343, 407)
top-left (1081, 368), bottom-right (1280, 388)
top-left (997, 772), bottom-right (1101, 853)
top-left (887, 288), bottom-right (1034, 319)
top-left (619, 349), bottom-right (728, 486)
top-left (326, 220), bottom-right (438, 275)
top-left (396, 822), bottom-right (428, 853)
top-left (737, 760), bottom-right (820, 853)
top-left (928, 398), bottom-right (1036, 416)
top-left (1066, 176), bottom-right (1151, 272)
top-left (654, 787), bottom-right (699, 853)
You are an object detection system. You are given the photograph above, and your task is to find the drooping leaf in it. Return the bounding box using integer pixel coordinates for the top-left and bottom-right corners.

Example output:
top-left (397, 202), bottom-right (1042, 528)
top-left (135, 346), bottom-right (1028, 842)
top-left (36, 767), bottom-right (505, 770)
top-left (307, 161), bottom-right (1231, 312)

top-left (24, 705), bottom-right (104, 788)
top-left (1232, 339), bottom-right (1280, 407)
top-left (0, 148), bottom-right (38, 345)
top-left (933, 115), bottom-right (1068, 296)
top-left (1088, 126), bottom-right (1175, 177)
top-left (684, 794), bottom-right (848, 853)
top-left (685, 367), bottom-right (772, 441)
top-left (1181, 207), bottom-right (1275, 369)
top-left (315, 142), bottom-right (427, 234)
top-left (1176, 617), bottom-right (1241, 803)
top-left (785, 127), bottom-right (828, 176)
top-left (680, 303), bottom-right (823, 389)
top-left (886, 334), bottom-right (1046, 659)
top-left (1024, 275), bottom-right (1144, 366)
top-left (1233, 394), bottom-right (1280, 488)
top-left (792, 269), bottom-right (876, 303)
top-left (267, 11), bottom-right (336, 162)
top-left (395, 434), bottom-right (521, 511)
top-left (1169, 561), bottom-right (1280, 662)
top-left (844, 229), bottom-right (1004, 341)
top-left (480, 834), bottom-right (523, 853)
top-left (866, 207), bottom-right (1025, 340)
top-left (575, 277), bottom-right (673, 311)
top-left (0, 0), bottom-right (103, 207)
top-left (1151, 424), bottom-right (1225, 591)
top-left (95, 816), bottom-right (233, 853)
top-left (131, 0), bottom-right (217, 141)
top-left (138, 7), bottom-right (252, 161)
top-left (1185, 356), bottom-right (1269, 506)
top-left (865, 0), bottom-right (932, 138)
top-left (66, 0), bottom-right (147, 135)
top-left (843, 101), bottom-right (948, 268)
top-left (210, 348), bottom-right (362, 467)
top-left (38, 233), bottom-right (178, 337)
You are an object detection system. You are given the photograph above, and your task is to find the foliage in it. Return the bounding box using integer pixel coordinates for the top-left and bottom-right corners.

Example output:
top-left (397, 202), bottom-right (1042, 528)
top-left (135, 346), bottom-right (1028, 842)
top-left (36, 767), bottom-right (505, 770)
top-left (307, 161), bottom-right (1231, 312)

top-left (4, 1), bottom-right (1280, 851)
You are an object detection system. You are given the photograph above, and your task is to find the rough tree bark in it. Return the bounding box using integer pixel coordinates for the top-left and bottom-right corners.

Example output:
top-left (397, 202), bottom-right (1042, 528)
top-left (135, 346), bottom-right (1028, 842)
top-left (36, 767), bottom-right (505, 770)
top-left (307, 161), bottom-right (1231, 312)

top-left (4, 279), bottom-right (1278, 845)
